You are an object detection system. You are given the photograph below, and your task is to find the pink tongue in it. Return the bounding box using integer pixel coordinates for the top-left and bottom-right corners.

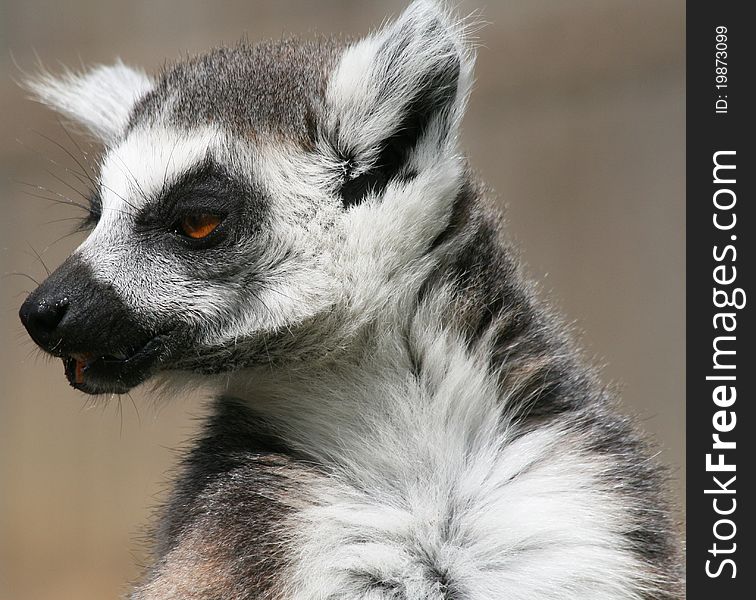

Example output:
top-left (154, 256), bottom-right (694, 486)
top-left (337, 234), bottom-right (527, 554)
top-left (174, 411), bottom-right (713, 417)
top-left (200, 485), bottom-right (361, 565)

top-left (71, 353), bottom-right (94, 384)
top-left (75, 359), bottom-right (86, 384)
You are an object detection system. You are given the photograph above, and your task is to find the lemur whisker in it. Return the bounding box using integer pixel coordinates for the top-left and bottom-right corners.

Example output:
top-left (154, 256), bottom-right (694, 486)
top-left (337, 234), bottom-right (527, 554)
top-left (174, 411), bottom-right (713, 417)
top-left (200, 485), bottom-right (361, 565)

top-left (16, 135), bottom-right (90, 183)
top-left (31, 130), bottom-right (140, 213)
top-left (17, 188), bottom-right (133, 218)
top-left (3, 271), bottom-right (41, 286)
top-left (113, 152), bottom-right (151, 205)
top-left (31, 129), bottom-right (95, 184)
top-left (23, 345), bottom-right (43, 363)
top-left (160, 137), bottom-right (181, 199)
top-left (56, 120), bottom-right (98, 180)
top-left (25, 242), bottom-right (51, 276)
top-left (97, 180), bottom-right (141, 213)
top-left (126, 392), bottom-right (142, 426)
top-left (44, 216), bottom-right (92, 226)
top-left (27, 136), bottom-right (129, 219)
top-left (41, 166), bottom-right (93, 204)
top-left (20, 138), bottom-right (94, 195)
top-left (116, 395), bottom-right (124, 437)
top-left (15, 181), bottom-right (90, 212)
top-left (28, 136), bottom-right (134, 214)
top-left (64, 167), bottom-right (99, 192)
top-left (47, 228), bottom-right (89, 248)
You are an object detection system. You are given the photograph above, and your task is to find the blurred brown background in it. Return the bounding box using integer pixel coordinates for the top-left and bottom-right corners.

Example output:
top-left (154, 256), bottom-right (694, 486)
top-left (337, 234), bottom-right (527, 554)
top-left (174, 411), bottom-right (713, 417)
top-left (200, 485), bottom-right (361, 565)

top-left (0, 1), bottom-right (684, 598)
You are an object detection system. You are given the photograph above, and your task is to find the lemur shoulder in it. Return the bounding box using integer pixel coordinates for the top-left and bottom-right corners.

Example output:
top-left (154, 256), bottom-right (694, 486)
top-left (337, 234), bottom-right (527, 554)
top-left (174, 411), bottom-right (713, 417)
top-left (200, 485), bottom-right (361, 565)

top-left (20, 1), bottom-right (683, 598)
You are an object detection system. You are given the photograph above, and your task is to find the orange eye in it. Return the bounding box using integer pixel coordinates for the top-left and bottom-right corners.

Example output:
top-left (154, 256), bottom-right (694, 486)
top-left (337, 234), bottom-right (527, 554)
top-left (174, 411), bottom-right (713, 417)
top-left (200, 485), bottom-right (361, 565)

top-left (179, 213), bottom-right (222, 239)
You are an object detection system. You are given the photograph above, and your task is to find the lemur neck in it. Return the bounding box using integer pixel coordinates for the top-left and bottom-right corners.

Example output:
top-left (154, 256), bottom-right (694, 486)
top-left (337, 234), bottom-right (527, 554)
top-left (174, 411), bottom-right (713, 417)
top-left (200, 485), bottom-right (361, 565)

top-left (222, 176), bottom-right (592, 462)
top-left (224, 311), bottom-right (488, 465)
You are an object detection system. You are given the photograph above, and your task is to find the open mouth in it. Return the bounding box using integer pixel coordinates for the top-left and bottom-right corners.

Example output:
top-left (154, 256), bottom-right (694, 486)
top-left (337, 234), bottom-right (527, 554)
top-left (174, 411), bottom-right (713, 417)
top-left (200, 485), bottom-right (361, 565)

top-left (62, 336), bottom-right (167, 395)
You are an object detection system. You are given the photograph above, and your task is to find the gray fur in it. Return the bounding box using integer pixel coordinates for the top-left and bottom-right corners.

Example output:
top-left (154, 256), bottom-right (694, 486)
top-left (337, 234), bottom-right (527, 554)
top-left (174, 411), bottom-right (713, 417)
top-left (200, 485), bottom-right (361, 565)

top-left (130, 37), bottom-right (345, 142)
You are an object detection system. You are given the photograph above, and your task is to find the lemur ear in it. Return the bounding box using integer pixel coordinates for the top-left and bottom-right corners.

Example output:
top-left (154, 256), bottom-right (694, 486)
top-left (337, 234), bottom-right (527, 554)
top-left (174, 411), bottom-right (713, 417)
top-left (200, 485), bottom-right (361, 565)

top-left (25, 60), bottom-right (154, 144)
top-left (325, 0), bottom-right (474, 207)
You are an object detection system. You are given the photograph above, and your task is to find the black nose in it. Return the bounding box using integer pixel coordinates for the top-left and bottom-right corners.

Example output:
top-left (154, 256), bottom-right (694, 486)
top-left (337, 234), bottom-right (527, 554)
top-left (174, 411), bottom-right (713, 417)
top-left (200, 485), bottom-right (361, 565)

top-left (19, 296), bottom-right (69, 348)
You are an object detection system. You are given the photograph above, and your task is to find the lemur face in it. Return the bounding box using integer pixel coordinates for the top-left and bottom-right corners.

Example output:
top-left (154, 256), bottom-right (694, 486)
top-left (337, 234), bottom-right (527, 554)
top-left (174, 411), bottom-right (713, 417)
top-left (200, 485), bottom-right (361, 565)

top-left (19, 1), bottom-right (473, 394)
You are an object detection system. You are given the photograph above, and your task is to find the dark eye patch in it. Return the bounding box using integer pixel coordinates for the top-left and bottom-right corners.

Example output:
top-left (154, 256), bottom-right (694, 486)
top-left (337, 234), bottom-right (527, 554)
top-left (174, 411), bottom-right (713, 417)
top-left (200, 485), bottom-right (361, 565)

top-left (134, 158), bottom-right (249, 238)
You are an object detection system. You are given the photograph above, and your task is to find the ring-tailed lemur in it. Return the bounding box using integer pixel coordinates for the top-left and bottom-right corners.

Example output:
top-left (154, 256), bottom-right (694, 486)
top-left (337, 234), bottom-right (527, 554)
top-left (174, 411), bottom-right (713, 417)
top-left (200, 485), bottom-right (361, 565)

top-left (19, 1), bottom-right (683, 598)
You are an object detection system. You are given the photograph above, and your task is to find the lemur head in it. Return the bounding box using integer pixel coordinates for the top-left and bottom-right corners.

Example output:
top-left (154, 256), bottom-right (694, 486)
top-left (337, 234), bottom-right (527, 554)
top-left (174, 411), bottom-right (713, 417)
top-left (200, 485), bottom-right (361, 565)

top-left (19, 0), bottom-right (474, 395)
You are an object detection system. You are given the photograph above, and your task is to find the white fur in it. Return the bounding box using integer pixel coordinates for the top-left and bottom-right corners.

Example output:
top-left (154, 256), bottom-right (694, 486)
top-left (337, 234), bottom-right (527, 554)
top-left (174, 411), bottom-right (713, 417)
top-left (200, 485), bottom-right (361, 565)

top-left (221, 316), bottom-right (660, 600)
top-left (26, 60), bottom-right (153, 143)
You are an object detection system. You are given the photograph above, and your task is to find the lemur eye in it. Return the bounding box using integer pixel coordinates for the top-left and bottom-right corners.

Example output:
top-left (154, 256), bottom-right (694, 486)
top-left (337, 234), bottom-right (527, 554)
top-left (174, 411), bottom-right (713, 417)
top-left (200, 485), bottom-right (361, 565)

top-left (178, 213), bottom-right (222, 239)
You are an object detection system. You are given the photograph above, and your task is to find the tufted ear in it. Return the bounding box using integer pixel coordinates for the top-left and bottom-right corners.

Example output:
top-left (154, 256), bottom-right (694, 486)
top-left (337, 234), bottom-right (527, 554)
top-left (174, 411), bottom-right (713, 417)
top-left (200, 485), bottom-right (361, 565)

top-left (25, 60), bottom-right (154, 144)
top-left (325, 0), bottom-right (474, 207)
